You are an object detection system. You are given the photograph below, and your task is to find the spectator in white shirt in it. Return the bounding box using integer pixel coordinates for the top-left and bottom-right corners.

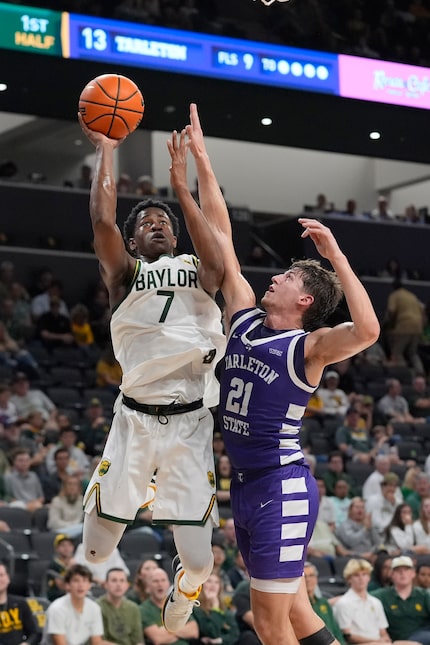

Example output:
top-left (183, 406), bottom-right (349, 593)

top-left (45, 427), bottom-right (90, 478)
top-left (413, 496), bottom-right (430, 551)
top-left (42, 563), bottom-right (106, 645)
top-left (331, 478), bottom-right (352, 528)
top-left (370, 195), bottom-right (394, 220)
top-left (333, 558), bottom-right (396, 645)
top-left (317, 370), bottom-right (349, 423)
top-left (10, 371), bottom-right (57, 424)
top-left (377, 379), bottom-right (419, 424)
top-left (366, 472), bottom-right (400, 542)
top-left (362, 454), bottom-right (404, 502)
top-left (31, 279), bottom-right (69, 320)
top-left (315, 477), bottom-right (336, 529)
top-left (384, 503), bottom-right (429, 556)
top-left (4, 447), bottom-right (44, 512)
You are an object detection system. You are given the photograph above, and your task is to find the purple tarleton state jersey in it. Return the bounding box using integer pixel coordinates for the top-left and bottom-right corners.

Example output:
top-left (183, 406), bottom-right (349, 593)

top-left (219, 308), bottom-right (316, 471)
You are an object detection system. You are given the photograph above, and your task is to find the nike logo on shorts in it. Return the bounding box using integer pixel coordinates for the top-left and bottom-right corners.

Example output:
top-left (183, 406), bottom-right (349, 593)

top-left (260, 499), bottom-right (273, 508)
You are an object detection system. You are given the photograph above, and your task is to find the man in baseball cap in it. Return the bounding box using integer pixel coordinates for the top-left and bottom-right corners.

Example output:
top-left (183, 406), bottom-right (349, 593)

top-left (372, 555), bottom-right (430, 643)
top-left (53, 534), bottom-right (74, 549)
top-left (47, 534), bottom-right (75, 602)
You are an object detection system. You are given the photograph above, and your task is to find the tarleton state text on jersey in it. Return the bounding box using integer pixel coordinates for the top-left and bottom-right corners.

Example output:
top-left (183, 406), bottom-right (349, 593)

top-left (222, 415), bottom-right (250, 436)
top-left (224, 353), bottom-right (279, 384)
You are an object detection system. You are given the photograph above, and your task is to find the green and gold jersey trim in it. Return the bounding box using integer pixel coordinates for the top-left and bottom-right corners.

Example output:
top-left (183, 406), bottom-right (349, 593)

top-left (152, 493), bottom-right (216, 526)
top-left (111, 259), bottom-right (141, 315)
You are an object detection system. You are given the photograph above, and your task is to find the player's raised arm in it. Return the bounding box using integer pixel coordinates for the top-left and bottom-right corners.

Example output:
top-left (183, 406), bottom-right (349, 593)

top-left (185, 103), bottom-right (255, 322)
top-left (300, 217), bottom-right (380, 380)
top-left (78, 114), bottom-right (134, 291)
top-left (167, 128), bottom-right (223, 296)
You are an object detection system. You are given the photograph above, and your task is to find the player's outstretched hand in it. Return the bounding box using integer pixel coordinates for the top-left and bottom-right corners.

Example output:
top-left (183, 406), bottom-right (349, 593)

top-left (298, 217), bottom-right (343, 262)
top-left (167, 128), bottom-right (189, 192)
top-left (78, 113), bottom-right (126, 149)
top-left (186, 103), bottom-right (207, 160)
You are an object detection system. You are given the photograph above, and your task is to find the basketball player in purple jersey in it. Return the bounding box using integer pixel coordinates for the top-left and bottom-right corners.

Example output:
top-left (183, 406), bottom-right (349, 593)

top-left (184, 104), bottom-right (380, 645)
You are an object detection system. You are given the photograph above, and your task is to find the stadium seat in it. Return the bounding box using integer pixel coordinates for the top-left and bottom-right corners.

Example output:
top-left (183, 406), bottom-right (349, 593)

top-left (28, 560), bottom-right (51, 597)
top-left (308, 555), bottom-right (334, 578)
top-left (46, 386), bottom-right (83, 409)
top-left (119, 530), bottom-right (161, 560)
top-left (0, 507), bottom-right (33, 531)
top-left (31, 531), bottom-right (57, 559)
top-left (0, 530), bottom-right (33, 558)
top-left (397, 440), bottom-right (424, 462)
top-left (345, 461), bottom-right (373, 487)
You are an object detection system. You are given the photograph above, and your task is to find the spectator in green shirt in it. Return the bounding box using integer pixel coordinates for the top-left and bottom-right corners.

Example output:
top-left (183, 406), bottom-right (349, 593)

top-left (231, 580), bottom-right (261, 645)
top-left (335, 407), bottom-right (374, 464)
top-left (303, 562), bottom-right (346, 645)
top-left (405, 473), bottom-right (430, 520)
top-left (368, 552), bottom-right (393, 592)
top-left (192, 571), bottom-right (239, 645)
top-left (372, 555), bottom-right (430, 643)
top-left (140, 568), bottom-right (198, 645)
top-left (127, 558), bottom-right (158, 605)
top-left (46, 534), bottom-right (75, 602)
top-left (97, 568), bottom-right (143, 645)
top-left (322, 451), bottom-right (357, 497)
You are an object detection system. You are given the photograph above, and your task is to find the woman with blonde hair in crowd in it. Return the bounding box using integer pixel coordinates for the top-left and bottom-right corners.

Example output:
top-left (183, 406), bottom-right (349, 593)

top-left (401, 466), bottom-right (421, 499)
top-left (192, 571), bottom-right (239, 645)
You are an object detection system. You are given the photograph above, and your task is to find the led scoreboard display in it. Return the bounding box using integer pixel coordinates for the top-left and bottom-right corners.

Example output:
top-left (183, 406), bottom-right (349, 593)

top-left (1, 2), bottom-right (430, 111)
top-left (66, 14), bottom-right (338, 94)
top-left (0, 2), bottom-right (337, 95)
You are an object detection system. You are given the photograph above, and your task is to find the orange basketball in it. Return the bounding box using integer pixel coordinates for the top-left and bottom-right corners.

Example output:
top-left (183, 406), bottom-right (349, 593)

top-left (79, 74), bottom-right (144, 139)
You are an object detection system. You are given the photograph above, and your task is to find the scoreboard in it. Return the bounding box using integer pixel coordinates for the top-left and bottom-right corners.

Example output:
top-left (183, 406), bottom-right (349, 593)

top-left (1, 2), bottom-right (430, 111)
top-left (65, 14), bottom-right (338, 94)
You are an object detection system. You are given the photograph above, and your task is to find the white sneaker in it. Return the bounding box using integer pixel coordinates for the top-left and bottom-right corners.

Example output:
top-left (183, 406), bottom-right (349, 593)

top-left (162, 555), bottom-right (201, 633)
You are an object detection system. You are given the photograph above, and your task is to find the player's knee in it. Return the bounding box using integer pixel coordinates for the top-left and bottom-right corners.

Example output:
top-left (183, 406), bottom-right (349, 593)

top-left (299, 627), bottom-right (335, 645)
top-left (82, 510), bottom-right (126, 563)
top-left (188, 551), bottom-right (214, 580)
top-left (83, 542), bottom-right (110, 564)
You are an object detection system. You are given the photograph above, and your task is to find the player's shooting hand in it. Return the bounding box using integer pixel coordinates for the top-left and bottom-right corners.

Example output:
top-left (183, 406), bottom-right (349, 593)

top-left (298, 217), bottom-right (342, 261)
top-left (77, 113), bottom-right (126, 149)
top-left (185, 103), bottom-right (207, 159)
top-left (167, 129), bottom-right (189, 191)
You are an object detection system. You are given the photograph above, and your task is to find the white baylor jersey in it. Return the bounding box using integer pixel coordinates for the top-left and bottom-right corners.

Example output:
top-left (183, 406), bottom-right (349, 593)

top-left (111, 253), bottom-right (225, 405)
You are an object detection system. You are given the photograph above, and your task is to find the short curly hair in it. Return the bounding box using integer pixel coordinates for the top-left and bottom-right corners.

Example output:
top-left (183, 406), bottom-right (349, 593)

top-left (123, 199), bottom-right (179, 256)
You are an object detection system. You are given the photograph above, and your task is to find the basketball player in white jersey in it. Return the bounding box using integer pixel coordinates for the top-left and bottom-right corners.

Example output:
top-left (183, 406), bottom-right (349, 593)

top-left (78, 114), bottom-right (225, 633)
top-left (182, 104), bottom-right (380, 645)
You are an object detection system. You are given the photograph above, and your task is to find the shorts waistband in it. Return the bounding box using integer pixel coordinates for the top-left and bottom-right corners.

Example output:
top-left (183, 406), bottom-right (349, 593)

top-left (233, 462), bottom-right (307, 483)
top-left (233, 466), bottom-right (278, 483)
top-left (122, 395), bottom-right (203, 416)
